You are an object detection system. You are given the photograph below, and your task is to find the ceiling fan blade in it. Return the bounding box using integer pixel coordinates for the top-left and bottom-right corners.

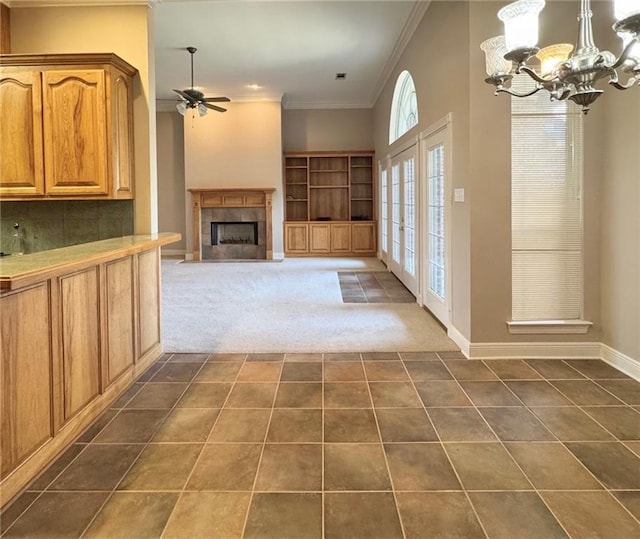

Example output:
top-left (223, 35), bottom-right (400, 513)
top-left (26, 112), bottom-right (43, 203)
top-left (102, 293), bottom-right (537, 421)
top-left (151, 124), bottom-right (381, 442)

top-left (173, 89), bottom-right (196, 102)
top-left (203, 97), bottom-right (231, 103)
top-left (204, 103), bottom-right (227, 113)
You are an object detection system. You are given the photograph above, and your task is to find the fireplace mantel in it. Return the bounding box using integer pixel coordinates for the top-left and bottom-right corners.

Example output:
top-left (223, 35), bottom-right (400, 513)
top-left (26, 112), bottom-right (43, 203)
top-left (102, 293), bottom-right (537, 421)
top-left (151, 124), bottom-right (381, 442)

top-left (188, 188), bottom-right (276, 261)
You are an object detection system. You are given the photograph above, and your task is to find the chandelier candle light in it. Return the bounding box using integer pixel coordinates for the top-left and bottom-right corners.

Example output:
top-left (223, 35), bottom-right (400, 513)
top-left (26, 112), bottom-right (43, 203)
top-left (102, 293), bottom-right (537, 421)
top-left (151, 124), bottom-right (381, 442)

top-left (481, 0), bottom-right (640, 113)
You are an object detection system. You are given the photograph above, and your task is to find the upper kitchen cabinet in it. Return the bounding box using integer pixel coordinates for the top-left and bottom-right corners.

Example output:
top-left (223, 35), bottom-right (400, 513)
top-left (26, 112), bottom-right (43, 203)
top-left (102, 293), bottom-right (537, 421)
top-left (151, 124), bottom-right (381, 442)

top-left (0, 53), bottom-right (138, 199)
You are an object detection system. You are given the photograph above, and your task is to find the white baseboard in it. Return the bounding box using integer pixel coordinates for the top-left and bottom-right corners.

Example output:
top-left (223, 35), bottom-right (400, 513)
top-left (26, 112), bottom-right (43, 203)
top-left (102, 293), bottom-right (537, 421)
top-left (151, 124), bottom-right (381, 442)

top-left (447, 325), bottom-right (470, 358)
top-left (452, 339), bottom-right (638, 380)
top-left (600, 344), bottom-right (640, 381)
top-left (466, 341), bottom-right (601, 360)
top-left (273, 252), bottom-right (285, 260)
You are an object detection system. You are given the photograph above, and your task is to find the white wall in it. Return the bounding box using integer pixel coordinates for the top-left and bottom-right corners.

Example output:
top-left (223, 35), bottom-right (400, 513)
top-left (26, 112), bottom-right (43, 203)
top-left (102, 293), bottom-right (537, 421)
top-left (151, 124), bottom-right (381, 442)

top-left (183, 101), bottom-right (284, 256)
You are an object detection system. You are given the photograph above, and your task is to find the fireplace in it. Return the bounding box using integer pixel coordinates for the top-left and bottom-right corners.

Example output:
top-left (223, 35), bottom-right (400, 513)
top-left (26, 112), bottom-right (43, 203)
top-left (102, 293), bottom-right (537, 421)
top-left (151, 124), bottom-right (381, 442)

top-left (212, 222), bottom-right (258, 246)
top-left (189, 188), bottom-right (275, 261)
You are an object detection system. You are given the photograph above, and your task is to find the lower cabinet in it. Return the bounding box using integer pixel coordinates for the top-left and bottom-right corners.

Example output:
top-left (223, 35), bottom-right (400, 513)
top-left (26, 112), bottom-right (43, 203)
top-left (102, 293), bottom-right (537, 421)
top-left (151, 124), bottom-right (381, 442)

top-left (284, 222), bottom-right (376, 256)
top-left (309, 224), bottom-right (330, 253)
top-left (0, 283), bottom-right (54, 478)
top-left (285, 223), bottom-right (309, 254)
top-left (60, 268), bottom-right (101, 422)
top-left (0, 246), bottom-right (164, 506)
top-left (105, 256), bottom-right (135, 385)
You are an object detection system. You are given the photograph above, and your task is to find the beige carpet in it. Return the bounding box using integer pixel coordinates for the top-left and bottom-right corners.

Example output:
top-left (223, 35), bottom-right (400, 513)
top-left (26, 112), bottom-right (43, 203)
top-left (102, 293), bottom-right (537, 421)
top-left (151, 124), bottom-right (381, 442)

top-left (161, 257), bottom-right (458, 353)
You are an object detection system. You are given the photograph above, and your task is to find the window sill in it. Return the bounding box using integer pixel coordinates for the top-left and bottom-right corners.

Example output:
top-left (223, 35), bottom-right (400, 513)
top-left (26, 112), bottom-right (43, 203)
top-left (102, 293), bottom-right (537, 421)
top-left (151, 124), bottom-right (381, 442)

top-left (507, 320), bottom-right (593, 335)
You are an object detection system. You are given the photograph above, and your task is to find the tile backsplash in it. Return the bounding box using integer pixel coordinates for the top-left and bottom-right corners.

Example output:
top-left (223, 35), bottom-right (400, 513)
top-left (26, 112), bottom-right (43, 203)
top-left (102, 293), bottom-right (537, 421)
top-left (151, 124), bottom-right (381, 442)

top-left (0, 200), bottom-right (134, 254)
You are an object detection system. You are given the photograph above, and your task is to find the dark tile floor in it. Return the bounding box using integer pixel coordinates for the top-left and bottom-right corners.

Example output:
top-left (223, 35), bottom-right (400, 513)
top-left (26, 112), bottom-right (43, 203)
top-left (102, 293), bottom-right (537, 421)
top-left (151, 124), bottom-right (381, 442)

top-left (2, 352), bottom-right (640, 538)
top-left (338, 272), bottom-right (415, 303)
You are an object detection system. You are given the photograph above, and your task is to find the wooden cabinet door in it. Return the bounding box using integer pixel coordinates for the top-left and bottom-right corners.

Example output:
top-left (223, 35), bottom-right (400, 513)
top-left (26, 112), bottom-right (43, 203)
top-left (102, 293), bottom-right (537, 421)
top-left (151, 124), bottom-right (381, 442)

top-left (352, 222), bottom-right (376, 253)
top-left (138, 249), bottom-right (160, 359)
top-left (1, 283), bottom-right (53, 478)
top-left (309, 223), bottom-right (330, 253)
top-left (330, 224), bottom-right (352, 253)
top-left (43, 70), bottom-right (108, 196)
top-left (285, 223), bottom-right (308, 254)
top-left (105, 257), bottom-right (135, 384)
top-left (60, 268), bottom-right (101, 421)
top-left (112, 72), bottom-right (134, 198)
top-left (0, 70), bottom-right (45, 196)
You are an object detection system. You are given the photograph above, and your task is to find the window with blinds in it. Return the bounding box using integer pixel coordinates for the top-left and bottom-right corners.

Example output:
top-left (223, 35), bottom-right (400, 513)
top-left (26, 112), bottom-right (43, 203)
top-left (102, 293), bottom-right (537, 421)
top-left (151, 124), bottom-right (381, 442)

top-left (511, 75), bottom-right (584, 321)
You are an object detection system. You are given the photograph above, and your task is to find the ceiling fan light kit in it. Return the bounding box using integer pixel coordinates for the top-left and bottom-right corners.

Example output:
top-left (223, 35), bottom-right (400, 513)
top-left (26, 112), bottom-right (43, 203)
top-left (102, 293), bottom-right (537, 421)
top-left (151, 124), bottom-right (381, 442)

top-left (481, 0), bottom-right (640, 114)
top-left (173, 46), bottom-right (230, 117)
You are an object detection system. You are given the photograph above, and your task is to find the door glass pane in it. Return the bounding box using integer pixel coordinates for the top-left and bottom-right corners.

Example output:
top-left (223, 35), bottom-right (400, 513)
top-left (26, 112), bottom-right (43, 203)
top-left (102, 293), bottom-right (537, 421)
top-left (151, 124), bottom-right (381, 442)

top-left (403, 157), bottom-right (415, 276)
top-left (391, 164), bottom-right (400, 263)
top-left (428, 144), bottom-right (445, 298)
top-left (381, 168), bottom-right (388, 253)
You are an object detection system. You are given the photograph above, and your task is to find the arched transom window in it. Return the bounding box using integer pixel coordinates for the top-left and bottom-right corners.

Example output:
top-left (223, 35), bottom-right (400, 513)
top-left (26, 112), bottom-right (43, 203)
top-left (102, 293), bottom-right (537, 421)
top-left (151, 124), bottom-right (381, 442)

top-left (389, 70), bottom-right (418, 144)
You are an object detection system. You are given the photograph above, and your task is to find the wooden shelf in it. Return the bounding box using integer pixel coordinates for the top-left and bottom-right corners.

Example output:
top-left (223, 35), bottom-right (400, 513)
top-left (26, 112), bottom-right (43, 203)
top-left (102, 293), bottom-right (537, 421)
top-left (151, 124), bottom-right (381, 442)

top-left (284, 151), bottom-right (375, 244)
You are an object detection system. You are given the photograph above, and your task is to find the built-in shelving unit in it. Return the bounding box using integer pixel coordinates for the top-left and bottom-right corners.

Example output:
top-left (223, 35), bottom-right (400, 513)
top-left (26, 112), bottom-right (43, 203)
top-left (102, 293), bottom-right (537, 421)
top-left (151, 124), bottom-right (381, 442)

top-left (284, 151), bottom-right (376, 256)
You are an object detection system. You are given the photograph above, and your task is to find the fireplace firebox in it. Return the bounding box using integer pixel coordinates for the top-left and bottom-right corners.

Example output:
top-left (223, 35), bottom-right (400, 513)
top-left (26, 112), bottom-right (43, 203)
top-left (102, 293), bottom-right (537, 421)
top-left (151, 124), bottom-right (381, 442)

top-left (211, 222), bottom-right (259, 246)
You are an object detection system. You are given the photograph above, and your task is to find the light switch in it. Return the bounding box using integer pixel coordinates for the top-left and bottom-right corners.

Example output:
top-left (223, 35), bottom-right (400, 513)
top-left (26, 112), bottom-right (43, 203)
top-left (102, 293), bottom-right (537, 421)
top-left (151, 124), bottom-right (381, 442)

top-left (454, 188), bottom-right (465, 202)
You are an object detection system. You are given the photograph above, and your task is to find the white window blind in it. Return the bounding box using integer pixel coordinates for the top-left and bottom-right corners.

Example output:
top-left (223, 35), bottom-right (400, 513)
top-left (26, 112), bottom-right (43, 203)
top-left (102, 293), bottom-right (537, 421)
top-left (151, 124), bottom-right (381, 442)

top-left (511, 75), bottom-right (584, 320)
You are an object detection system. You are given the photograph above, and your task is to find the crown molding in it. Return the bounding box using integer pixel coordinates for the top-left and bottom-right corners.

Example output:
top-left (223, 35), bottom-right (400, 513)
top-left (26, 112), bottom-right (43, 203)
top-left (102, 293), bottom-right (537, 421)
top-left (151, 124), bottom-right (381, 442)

top-left (4, 0), bottom-right (158, 7)
top-left (369, 0), bottom-right (431, 107)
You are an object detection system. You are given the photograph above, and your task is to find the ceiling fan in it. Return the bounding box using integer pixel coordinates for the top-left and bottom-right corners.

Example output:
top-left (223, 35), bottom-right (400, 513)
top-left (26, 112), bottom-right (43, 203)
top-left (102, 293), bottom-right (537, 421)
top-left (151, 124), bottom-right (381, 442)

top-left (173, 46), bottom-right (230, 116)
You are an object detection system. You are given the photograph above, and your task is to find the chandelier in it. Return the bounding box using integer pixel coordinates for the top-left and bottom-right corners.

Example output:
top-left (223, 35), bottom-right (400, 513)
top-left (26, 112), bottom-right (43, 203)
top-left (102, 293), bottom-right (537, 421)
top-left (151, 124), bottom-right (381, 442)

top-left (481, 0), bottom-right (640, 113)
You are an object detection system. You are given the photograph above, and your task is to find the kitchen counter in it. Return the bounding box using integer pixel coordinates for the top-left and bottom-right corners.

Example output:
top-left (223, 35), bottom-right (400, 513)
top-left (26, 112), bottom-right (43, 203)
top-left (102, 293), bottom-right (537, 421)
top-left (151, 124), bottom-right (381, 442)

top-left (0, 233), bottom-right (180, 291)
top-left (1, 232), bottom-right (180, 508)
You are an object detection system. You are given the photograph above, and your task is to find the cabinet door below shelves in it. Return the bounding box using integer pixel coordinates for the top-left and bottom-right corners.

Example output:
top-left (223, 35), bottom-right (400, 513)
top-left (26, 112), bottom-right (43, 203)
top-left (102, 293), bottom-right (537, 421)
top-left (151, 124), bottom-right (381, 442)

top-left (0, 70), bottom-right (45, 196)
top-left (330, 224), bottom-right (352, 253)
top-left (43, 70), bottom-right (109, 196)
top-left (309, 224), bottom-right (330, 253)
top-left (285, 223), bottom-right (309, 254)
top-left (352, 223), bottom-right (376, 253)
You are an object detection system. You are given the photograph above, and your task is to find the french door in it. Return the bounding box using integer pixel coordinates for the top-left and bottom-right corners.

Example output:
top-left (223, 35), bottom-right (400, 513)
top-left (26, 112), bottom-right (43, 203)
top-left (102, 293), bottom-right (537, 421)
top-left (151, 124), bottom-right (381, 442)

top-left (421, 126), bottom-right (450, 326)
top-left (389, 146), bottom-right (418, 295)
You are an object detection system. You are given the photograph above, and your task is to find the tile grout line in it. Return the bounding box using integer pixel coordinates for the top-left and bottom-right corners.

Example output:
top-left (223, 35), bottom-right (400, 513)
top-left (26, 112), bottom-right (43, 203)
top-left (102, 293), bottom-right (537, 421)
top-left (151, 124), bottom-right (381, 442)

top-left (521, 362), bottom-right (640, 527)
top-left (78, 355), bottom-right (199, 539)
top-left (460, 360), bottom-right (578, 537)
top-left (238, 356), bottom-right (285, 538)
top-left (362, 353), bottom-right (409, 539)
top-left (402, 356), bottom-right (491, 539)
top-left (321, 353), bottom-right (326, 539)
top-left (157, 353), bottom-right (248, 539)
top-left (0, 354), bottom-right (175, 538)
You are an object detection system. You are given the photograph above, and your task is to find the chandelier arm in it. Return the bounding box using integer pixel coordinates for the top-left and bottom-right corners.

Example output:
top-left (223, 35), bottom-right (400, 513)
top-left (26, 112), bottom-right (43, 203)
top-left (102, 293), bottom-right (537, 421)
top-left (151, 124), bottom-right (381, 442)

top-left (518, 65), bottom-right (555, 84)
top-left (609, 37), bottom-right (640, 70)
top-left (495, 85), bottom-right (544, 98)
top-left (609, 75), bottom-right (639, 90)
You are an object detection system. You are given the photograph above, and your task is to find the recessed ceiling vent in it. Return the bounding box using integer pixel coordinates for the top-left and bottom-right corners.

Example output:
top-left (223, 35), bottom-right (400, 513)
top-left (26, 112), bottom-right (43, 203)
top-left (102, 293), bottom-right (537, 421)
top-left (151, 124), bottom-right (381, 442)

top-left (335, 73), bottom-right (347, 80)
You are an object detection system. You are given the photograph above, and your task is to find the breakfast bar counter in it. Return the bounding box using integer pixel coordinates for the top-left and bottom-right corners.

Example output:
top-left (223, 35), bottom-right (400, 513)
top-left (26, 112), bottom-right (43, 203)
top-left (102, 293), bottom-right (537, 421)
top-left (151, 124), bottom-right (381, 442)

top-left (0, 233), bottom-right (180, 508)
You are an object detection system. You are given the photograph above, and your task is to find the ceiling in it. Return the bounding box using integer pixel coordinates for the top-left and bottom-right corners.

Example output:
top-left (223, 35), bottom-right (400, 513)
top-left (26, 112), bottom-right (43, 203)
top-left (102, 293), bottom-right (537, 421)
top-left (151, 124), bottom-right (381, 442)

top-left (154, 0), bottom-right (429, 109)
